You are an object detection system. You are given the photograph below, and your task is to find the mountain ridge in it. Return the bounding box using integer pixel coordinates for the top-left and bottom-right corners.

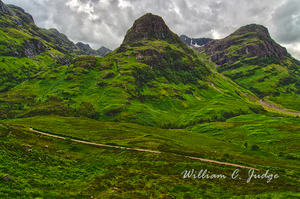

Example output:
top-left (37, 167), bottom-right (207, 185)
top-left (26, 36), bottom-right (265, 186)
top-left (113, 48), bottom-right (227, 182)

top-left (204, 24), bottom-right (288, 66)
top-left (76, 42), bottom-right (112, 56)
top-left (0, 0), bottom-right (111, 92)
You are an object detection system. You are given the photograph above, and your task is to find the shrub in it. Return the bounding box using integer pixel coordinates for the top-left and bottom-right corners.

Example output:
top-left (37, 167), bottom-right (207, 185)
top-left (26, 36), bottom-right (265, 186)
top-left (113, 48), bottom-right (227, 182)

top-left (251, 144), bottom-right (260, 151)
top-left (70, 143), bottom-right (78, 152)
top-left (286, 154), bottom-right (297, 160)
top-left (223, 153), bottom-right (230, 158)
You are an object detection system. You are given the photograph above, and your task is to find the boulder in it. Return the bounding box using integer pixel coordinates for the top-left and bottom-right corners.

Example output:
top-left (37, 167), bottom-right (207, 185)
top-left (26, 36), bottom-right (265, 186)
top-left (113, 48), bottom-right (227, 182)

top-left (2, 174), bottom-right (12, 181)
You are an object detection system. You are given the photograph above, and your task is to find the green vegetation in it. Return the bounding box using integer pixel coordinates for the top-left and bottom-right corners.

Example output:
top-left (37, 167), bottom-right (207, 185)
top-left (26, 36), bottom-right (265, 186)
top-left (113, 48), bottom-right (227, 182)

top-left (0, 53), bottom-right (264, 129)
top-left (1, 117), bottom-right (300, 198)
top-left (0, 5), bottom-right (110, 93)
top-left (1, 6), bottom-right (300, 198)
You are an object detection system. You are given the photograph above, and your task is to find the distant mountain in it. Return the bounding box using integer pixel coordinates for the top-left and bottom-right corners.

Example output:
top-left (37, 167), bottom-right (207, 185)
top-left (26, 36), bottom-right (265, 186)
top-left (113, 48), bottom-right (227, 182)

top-left (96, 46), bottom-right (112, 56)
top-left (180, 35), bottom-right (213, 47)
top-left (76, 42), bottom-right (112, 56)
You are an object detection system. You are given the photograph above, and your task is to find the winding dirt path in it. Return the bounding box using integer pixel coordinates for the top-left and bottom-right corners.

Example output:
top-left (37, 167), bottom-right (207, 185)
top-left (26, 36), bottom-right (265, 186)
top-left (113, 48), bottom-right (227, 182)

top-left (259, 99), bottom-right (300, 116)
top-left (185, 156), bottom-right (259, 171)
top-left (29, 128), bottom-right (259, 170)
top-left (29, 128), bottom-right (161, 154)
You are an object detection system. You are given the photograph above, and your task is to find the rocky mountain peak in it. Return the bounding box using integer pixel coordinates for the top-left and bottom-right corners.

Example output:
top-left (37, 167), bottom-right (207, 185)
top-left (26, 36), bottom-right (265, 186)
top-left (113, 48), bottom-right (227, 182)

top-left (0, 0), bottom-right (12, 15)
top-left (76, 42), bottom-right (92, 51)
top-left (229, 24), bottom-right (271, 39)
top-left (7, 4), bottom-right (35, 24)
top-left (0, 1), bottom-right (34, 25)
top-left (121, 13), bottom-right (177, 45)
top-left (204, 24), bottom-right (287, 66)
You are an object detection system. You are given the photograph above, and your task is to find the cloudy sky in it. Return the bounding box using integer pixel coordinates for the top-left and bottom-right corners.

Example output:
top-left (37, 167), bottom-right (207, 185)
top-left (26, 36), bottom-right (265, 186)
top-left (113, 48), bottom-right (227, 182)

top-left (3, 0), bottom-right (300, 60)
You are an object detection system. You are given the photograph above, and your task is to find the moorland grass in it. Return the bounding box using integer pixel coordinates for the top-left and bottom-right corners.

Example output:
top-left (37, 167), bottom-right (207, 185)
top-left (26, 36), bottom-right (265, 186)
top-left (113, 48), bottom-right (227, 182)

top-left (1, 120), bottom-right (300, 198)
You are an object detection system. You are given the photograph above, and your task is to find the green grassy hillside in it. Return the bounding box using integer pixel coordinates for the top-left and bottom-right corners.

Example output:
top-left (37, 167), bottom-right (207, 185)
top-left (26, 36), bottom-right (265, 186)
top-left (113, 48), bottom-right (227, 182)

top-left (0, 1), bottom-right (111, 93)
top-left (0, 4), bottom-right (70, 92)
top-left (197, 24), bottom-right (300, 113)
top-left (0, 52), bottom-right (265, 128)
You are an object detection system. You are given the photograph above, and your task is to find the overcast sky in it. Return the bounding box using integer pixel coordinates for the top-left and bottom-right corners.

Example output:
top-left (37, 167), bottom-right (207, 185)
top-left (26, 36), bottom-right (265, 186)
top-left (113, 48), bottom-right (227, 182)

top-left (3, 0), bottom-right (300, 60)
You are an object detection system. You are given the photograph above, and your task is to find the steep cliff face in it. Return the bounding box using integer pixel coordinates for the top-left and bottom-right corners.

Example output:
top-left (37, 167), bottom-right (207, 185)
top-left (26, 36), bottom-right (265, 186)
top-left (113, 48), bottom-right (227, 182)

top-left (204, 24), bottom-right (287, 66)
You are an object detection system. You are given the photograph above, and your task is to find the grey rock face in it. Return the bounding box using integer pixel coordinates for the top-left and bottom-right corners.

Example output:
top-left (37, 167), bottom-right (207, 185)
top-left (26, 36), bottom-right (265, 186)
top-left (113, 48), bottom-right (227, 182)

top-left (180, 35), bottom-right (213, 47)
top-left (24, 39), bottom-right (47, 57)
top-left (2, 174), bottom-right (13, 181)
top-left (0, 1), bottom-right (12, 15)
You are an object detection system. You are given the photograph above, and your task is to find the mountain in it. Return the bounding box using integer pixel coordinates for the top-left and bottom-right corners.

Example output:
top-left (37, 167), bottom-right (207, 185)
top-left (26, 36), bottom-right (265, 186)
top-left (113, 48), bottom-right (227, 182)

top-left (180, 35), bottom-right (213, 47)
top-left (198, 24), bottom-right (300, 112)
top-left (96, 46), bottom-right (112, 56)
top-left (0, 0), bottom-right (111, 92)
top-left (116, 13), bottom-right (211, 77)
top-left (204, 24), bottom-right (287, 66)
top-left (0, 12), bottom-right (261, 127)
top-left (76, 42), bottom-right (112, 56)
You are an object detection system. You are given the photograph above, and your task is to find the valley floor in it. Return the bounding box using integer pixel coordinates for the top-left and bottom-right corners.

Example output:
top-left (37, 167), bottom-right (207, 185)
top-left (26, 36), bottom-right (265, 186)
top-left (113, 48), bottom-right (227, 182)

top-left (1, 115), bottom-right (300, 198)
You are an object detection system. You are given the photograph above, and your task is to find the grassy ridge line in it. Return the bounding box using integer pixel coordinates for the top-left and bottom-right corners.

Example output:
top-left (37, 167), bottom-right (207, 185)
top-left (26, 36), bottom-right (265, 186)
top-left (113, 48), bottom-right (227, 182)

top-left (28, 127), bottom-right (267, 171)
top-left (29, 127), bottom-right (161, 153)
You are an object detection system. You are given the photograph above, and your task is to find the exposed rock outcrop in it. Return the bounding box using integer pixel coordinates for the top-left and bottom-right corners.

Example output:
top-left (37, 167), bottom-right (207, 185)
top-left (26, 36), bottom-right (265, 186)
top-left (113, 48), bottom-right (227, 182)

top-left (2, 174), bottom-right (13, 181)
top-left (24, 39), bottom-right (47, 57)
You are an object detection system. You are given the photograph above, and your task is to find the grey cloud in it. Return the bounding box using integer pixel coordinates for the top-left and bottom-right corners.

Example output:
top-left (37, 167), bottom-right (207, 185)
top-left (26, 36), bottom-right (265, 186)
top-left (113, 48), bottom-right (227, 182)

top-left (271, 0), bottom-right (300, 44)
top-left (2, 0), bottom-right (300, 60)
